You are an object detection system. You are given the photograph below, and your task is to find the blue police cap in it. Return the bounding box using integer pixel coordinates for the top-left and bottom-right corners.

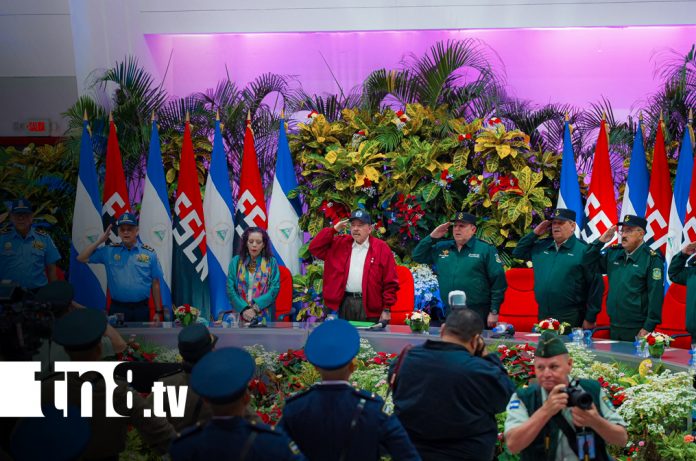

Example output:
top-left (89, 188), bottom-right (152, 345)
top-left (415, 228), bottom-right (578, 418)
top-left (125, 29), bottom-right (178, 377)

top-left (191, 348), bottom-right (255, 404)
top-left (304, 319), bottom-right (360, 370)
top-left (178, 324), bottom-right (218, 363)
top-left (348, 209), bottom-right (371, 225)
top-left (10, 406), bottom-right (90, 461)
top-left (10, 199), bottom-right (33, 214)
top-left (52, 309), bottom-right (107, 351)
top-left (115, 212), bottom-right (138, 227)
top-left (35, 281), bottom-right (74, 307)
top-left (550, 208), bottom-right (576, 222)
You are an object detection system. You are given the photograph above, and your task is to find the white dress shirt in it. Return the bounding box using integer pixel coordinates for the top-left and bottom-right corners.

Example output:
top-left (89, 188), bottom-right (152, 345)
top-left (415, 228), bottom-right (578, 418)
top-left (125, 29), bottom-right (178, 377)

top-left (345, 238), bottom-right (370, 293)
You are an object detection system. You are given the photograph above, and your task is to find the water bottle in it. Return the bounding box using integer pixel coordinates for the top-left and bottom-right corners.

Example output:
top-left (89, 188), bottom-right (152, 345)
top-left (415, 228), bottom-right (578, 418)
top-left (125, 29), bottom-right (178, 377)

top-left (492, 323), bottom-right (509, 333)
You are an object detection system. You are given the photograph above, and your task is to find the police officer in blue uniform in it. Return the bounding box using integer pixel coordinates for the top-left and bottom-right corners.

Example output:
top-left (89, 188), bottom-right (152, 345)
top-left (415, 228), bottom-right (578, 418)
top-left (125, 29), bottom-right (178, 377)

top-left (279, 319), bottom-right (421, 461)
top-left (77, 212), bottom-right (165, 321)
top-left (0, 199), bottom-right (60, 290)
top-left (170, 347), bottom-right (306, 461)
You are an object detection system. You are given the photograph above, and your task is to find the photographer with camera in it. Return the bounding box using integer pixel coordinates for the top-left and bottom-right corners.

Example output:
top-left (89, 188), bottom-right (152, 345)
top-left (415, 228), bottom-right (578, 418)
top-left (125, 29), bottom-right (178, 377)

top-left (504, 332), bottom-right (627, 461)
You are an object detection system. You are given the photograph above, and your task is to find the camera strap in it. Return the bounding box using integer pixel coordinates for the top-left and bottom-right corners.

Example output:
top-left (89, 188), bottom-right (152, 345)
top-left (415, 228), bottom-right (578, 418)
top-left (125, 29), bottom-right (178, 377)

top-left (551, 413), bottom-right (581, 458)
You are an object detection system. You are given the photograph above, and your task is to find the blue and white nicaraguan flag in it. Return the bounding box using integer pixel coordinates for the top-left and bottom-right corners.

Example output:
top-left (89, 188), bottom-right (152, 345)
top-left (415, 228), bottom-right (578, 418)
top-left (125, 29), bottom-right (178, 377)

top-left (203, 117), bottom-right (235, 320)
top-left (556, 117), bottom-right (584, 237)
top-left (620, 117), bottom-right (649, 220)
top-left (139, 117), bottom-right (173, 314)
top-left (69, 116), bottom-right (107, 308)
top-left (268, 116), bottom-right (303, 275)
top-left (665, 119), bottom-right (695, 283)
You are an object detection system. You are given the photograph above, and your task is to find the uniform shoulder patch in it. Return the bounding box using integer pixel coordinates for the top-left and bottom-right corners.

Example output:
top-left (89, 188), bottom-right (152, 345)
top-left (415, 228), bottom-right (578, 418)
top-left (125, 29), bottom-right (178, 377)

top-left (284, 387), bottom-right (314, 403)
top-left (0, 226), bottom-right (12, 234)
top-left (352, 388), bottom-right (381, 402)
top-left (34, 228), bottom-right (48, 235)
top-left (249, 420), bottom-right (279, 435)
top-left (108, 242), bottom-right (121, 247)
top-left (652, 267), bottom-right (663, 280)
top-left (141, 244), bottom-right (155, 252)
top-left (176, 422), bottom-right (203, 440)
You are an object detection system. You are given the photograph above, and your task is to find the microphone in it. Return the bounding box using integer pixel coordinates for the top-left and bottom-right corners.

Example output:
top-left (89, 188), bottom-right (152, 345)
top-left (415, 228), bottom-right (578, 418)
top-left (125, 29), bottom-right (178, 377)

top-left (368, 319), bottom-right (389, 330)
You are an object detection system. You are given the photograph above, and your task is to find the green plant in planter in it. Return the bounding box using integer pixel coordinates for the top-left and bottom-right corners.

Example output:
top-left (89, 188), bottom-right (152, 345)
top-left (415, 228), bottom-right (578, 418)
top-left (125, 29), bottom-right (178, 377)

top-left (292, 262), bottom-right (325, 321)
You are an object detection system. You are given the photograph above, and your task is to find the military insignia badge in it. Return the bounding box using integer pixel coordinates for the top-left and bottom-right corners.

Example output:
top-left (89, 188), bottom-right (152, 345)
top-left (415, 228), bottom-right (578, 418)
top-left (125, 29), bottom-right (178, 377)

top-left (32, 240), bottom-right (45, 250)
top-left (624, 215), bottom-right (630, 223)
top-left (3, 242), bottom-right (12, 251)
top-left (137, 254), bottom-right (150, 263)
top-left (439, 249), bottom-right (450, 258)
top-left (652, 268), bottom-right (662, 280)
top-left (495, 253), bottom-right (502, 264)
top-left (114, 254), bottom-right (121, 261)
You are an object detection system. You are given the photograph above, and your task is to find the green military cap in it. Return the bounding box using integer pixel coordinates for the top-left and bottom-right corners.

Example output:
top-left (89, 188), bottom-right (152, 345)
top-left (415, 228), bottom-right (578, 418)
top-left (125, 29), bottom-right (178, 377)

top-left (550, 208), bottom-right (576, 222)
top-left (52, 309), bottom-right (107, 351)
top-left (618, 214), bottom-right (647, 231)
top-left (535, 331), bottom-right (568, 358)
top-left (35, 281), bottom-right (74, 307)
top-left (450, 212), bottom-right (477, 225)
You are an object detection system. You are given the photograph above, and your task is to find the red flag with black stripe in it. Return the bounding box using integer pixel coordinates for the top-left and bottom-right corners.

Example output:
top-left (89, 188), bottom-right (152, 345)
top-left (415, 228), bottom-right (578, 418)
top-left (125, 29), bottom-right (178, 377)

top-left (102, 117), bottom-right (131, 243)
top-left (233, 114), bottom-right (268, 254)
top-left (645, 120), bottom-right (672, 255)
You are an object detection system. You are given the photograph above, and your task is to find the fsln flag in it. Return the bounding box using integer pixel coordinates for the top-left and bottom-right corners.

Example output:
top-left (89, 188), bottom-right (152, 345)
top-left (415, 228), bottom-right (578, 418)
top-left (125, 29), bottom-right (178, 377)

top-left (683, 113), bottom-right (696, 244)
top-left (102, 115), bottom-right (131, 243)
top-left (620, 117), bottom-right (649, 220)
top-left (69, 115), bottom-right (107, 309)
top-left (233, 114), bottom-right (268, 254)
top-left (556, 117), bottom-right (584, 237)
top-left (172, 117), bottom-right (210, 319)
top-left (268, 116), bottom-right (303, 275)
top-left (139, 117), bottom-right (173, 316)
top-left (203, 116), bottom-right (235, 320)
top-left (668, 113), bottom-right (695, 271)
top-left (645, 119), bottom-right (672, 255)
top-left (581, 119), bottom-right (618, 243)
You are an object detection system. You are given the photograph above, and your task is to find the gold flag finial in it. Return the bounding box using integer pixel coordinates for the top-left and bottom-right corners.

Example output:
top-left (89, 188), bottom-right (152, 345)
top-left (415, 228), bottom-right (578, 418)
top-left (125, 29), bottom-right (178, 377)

top-left (151, 111), bottom-right (155, 122)
top-left (659, 111), bottom-right (664, 121)
top-left (281, 108), bottom-right (285, 119)
top-left (185, 111), bottom-right (190, 123)
top-left (564, 112), bottom-right (569, 122)
top-left (602, 112), bottom-right (606, 121)
top-left (216, 109), bottom-right (220, 121)
top-left (689, 108), bottom-right (693, 122)
top-left (83, 110), bottom-right (88, 121)
top-left (639, 111), bottom-right (643, 122)
top-left (247, 110), bottom-right (251, 122)
top-left (109, 112), bottom-right (113, 122)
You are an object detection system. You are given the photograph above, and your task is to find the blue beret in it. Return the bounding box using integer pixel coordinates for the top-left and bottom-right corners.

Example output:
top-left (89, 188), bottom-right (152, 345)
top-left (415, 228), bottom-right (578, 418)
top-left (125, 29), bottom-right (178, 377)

top-left (10, 199), bottom-right (32, 214)
top-left (52, 309), bottom-right (106, 351)
top-left (191, 348), bottom-right (255, 404)
top-left (115, 212), bottom-right (138, 227)
top-left (305, 319), bottom-right (360, 370)
top-left (11, 406), bottom-right (90, 461)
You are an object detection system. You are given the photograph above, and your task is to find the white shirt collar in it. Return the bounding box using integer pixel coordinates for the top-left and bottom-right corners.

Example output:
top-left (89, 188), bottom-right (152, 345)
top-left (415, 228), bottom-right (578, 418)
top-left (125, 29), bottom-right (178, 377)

top-left (352, 238), bottom-right (370, 250)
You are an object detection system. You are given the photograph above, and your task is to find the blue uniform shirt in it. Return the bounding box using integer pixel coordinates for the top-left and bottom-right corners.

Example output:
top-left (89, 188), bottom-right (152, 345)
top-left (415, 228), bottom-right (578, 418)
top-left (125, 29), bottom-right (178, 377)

top-left (0, 226), bottom-right (60, 289)
top-left (280, 382), bottom-right (421, 461)
top-left (89, 242), bottom-right (162, 302)
top-left (171, 417), bottom-right (305, 461)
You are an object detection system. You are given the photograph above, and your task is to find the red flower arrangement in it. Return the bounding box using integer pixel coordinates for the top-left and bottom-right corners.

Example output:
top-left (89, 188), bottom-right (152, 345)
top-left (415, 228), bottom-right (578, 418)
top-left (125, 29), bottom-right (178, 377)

top-left (278, 348), bottom-right (307, 368)
top-left (488, 175), bottom-right (523, 199)
top-left (457, 133), bottom-right (472, 142)
top-left (319, 201), bottom-right (350, 225)
top-left (307, 110), bottom-right (319, 118)
top-left (370, 351), bottom-right (397, 366)
top-left (393, 193), bottom-right (424, 238)
top-left (488, 117), bottom-right (502, 125)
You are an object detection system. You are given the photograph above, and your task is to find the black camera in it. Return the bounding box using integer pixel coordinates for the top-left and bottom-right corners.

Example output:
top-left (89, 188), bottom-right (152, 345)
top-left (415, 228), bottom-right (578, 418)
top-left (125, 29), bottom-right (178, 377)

top-left (562, 381), bottom-right (593, 410)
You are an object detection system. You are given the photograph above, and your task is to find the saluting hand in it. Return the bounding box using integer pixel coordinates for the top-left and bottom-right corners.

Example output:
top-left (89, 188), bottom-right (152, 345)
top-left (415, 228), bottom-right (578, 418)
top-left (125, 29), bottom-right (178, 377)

top-left (599, 225), bottom-right (617, 243)
top-left (533, 220), bottom-right (552, 236)
top-left (334, 219), bottom-right (349, 233)
top-left (97, 224), bottom-right (113, 245)
top-left (430, 222), bottom-right (450, 239)
top-left (683, 242), bottom-right (696, 255)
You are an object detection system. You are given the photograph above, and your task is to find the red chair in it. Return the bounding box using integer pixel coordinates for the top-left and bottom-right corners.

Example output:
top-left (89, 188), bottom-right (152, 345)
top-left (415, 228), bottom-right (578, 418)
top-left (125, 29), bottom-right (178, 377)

top-left (391, 265), bottom-right (415, 325)
top-left (656, 283), bottom-right (690, 349)
top-left (592, 276), bottom-right (611, 339)
top-left (275, 265), bottom-right (294, 321)
top-left (498, 268), bottom-right (538, 332)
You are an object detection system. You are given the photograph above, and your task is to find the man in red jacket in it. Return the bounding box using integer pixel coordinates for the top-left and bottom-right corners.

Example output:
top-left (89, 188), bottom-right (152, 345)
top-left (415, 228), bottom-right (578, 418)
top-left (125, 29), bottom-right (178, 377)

top-left (309, 210), bottom-right (399, 322)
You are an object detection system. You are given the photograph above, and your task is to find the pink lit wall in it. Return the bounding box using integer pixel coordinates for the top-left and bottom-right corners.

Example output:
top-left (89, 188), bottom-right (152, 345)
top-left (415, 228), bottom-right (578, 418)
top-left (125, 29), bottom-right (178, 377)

top-left (145, 26), bottom-right (696, 117)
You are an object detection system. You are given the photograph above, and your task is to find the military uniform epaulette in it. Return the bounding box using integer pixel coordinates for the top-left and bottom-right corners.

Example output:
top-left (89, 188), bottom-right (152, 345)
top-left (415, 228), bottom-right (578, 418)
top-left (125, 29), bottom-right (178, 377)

top-left (0, 226), bottom-right (11, 234)
top-left (175, 422), bottom-right (203, 440)
top-left (108, 242), bottom-right (121, 247)
top-left (34, 228), bottom-right (49, 236)
top-left (141, 244), bottom-right (155, 252)
top-left (352, 388), bottom-right (381, 401)
top-left (249, 419), bottom-right (281, 435)
top-left (284, 386), bottom-right (315, 403)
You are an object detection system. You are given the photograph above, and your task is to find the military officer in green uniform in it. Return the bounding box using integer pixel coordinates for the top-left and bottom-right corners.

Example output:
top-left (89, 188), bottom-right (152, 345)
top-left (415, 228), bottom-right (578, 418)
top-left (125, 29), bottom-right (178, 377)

top-left (0, 199), bottom-right (60, 290)
top-left (42, 308), bottom-right (176, 459)
top-left (584, 215), bottom-right (664, 341)
top-left (668, 241), bottom-right (696, 342)
top-left (413, 212), bottom-right (507, 327)
top-left (146, 323), bottom-right (217, 431)
top-left (504, 332), bottom-right (628, 461)
top-left (513, 208), bottom-right (603, 328)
